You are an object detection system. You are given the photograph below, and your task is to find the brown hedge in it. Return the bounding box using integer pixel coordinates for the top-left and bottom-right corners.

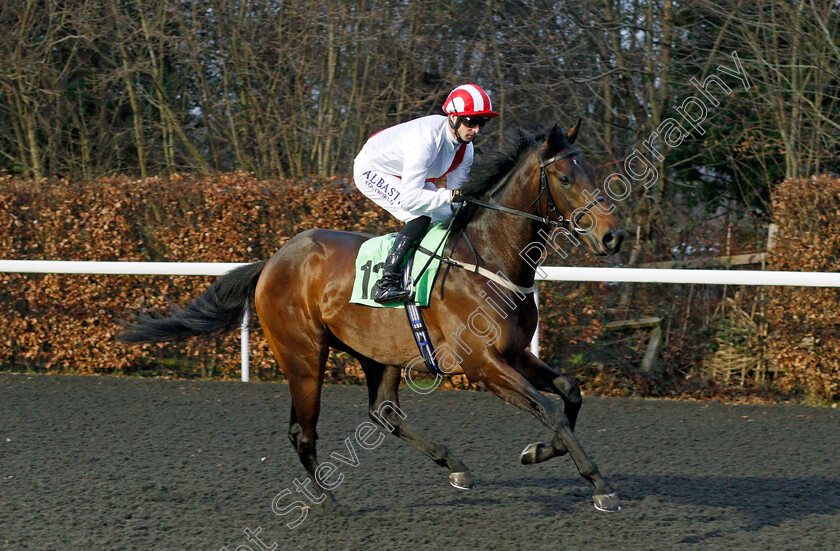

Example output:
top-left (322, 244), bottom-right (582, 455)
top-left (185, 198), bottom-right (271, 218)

top-left (0, 173), bottom-right (395, 379)
top-left (0, 173), bottom-right (604, 383)
top-left (767, 176), bottom-right (840, 402)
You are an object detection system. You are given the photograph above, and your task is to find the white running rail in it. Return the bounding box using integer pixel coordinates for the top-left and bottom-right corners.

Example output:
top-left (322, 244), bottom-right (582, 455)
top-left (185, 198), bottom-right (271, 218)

top-left (0, 261), bottom-right (251, 380)
top-left (3, 260), bottom-right (839, 380)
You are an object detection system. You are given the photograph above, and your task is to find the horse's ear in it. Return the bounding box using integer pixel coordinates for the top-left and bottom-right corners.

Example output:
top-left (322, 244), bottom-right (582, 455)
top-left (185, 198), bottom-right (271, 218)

top-left (566, 118), bottom-right (582, 145)
top-left (542, 123), bottom-right (567, 157)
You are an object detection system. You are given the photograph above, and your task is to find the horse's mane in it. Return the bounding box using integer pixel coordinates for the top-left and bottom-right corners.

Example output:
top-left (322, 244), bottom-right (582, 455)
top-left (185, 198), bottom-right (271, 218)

top-left (452, 124), bottom-right (567, 231)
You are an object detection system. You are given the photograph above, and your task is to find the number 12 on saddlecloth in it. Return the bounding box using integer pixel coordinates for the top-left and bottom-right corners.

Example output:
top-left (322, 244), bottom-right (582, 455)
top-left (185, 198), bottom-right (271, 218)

top-left (359, 260), bottom-right (386, 300)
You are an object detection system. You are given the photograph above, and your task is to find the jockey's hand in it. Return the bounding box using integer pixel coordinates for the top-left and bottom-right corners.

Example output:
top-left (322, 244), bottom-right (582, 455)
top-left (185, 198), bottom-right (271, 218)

top-left (450, 189), bottom-right (467, 203)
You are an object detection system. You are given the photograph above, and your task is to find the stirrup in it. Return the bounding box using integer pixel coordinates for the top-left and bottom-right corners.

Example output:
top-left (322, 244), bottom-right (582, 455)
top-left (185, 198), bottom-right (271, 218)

top-left (373, 284), bottom-right (412, 304)
top-left (373, 273), bottom-right (412, 304)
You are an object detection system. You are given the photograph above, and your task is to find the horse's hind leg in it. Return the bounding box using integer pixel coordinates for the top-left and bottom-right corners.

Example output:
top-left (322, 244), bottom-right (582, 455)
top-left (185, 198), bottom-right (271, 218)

top-left (362, 360), bottom-right (474, 490)
top-left (514, 350), bottom-right (582, 465)
top-left (283, 355), bottom-right (342, 509)
top-left (262, 318), bottom-right (339, 509)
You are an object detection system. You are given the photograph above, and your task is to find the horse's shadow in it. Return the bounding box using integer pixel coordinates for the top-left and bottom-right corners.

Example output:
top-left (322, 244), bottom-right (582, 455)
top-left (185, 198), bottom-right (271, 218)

top-left (318, 472), bottom-right (838, 547)
top-left (487, 475), bottom-right (840, 520)
top-left (486, 473), bottom-right (840, 540)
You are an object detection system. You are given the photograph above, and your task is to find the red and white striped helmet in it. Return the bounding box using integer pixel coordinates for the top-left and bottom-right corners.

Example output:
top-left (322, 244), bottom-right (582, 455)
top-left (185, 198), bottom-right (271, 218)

top-left (442, 83), bottom-right (498, 118)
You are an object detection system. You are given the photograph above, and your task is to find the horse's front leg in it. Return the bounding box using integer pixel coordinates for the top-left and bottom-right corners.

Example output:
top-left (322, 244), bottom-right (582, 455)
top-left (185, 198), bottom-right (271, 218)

top-left (474, 352), bottom-right (621, 512)
top-left (513, 350), bottom-right (582, 465)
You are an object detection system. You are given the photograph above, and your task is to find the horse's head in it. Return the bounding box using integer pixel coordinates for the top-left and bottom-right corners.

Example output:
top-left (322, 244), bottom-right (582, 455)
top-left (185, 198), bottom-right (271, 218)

top-left (535, 120), bottom-right (624, 256)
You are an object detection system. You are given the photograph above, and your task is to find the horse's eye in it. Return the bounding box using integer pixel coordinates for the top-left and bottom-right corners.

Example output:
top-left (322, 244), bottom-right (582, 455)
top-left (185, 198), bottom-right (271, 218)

top-left (560, 176), bottom-right (570, 184)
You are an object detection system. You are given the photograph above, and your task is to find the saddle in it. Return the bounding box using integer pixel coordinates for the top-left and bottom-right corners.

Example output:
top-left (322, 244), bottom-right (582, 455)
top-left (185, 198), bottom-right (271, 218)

top-left (350, 225), bottom-right (448, 308)
top-left (351, 226), bottom-right (448, 374)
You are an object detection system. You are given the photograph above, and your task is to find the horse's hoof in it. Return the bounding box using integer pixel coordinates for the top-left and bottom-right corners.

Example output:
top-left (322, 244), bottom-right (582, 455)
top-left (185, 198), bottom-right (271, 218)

top-left (520, 442), bottom-right (541, 465)
top-left (448, 471), bottom-right (474, 490)
top-left (593, 492), bottom-right (622, 512)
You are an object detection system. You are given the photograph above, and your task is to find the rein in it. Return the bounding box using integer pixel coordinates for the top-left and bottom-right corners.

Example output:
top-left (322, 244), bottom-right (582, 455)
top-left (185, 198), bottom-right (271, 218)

top-left (409, 148), bottom-right (606, 296)
top-left (464, 197), bottom-right (565, 228)
top-left (465, 149), bottom-right (604, 230)
top-left (410, 204), bottom-right (536, 296)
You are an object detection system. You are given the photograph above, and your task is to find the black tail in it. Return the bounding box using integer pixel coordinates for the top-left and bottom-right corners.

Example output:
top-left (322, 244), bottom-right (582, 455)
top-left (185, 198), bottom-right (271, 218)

top-left (117, 260), bottom-right (268, 344)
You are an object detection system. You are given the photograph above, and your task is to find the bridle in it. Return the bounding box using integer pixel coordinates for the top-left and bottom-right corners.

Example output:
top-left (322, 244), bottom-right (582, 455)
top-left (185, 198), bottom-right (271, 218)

top-left (422, 148), bottom-right (607, 294)
top-left (465, 149), bottom-right (605, 231)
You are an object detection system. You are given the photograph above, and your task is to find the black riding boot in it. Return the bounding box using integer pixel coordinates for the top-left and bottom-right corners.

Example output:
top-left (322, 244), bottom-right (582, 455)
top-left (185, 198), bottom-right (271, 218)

top-left (373, 233), bottom-right (417, 304)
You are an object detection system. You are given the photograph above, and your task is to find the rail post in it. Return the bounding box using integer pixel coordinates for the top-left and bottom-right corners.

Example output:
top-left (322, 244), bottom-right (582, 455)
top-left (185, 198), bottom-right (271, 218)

top-left (241, 299), bottom-right (250, 382)
top-left (530, 286), bottom-right (540, 358)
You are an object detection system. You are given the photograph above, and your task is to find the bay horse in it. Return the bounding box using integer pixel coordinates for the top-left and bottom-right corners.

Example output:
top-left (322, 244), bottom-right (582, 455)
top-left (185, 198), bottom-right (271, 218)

top-left (118, 121), bottom-right (625, 512)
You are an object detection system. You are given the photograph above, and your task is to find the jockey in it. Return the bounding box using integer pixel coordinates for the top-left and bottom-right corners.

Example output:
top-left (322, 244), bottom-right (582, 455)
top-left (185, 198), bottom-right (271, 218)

top-left (353, 83), bottom-right (498, 304)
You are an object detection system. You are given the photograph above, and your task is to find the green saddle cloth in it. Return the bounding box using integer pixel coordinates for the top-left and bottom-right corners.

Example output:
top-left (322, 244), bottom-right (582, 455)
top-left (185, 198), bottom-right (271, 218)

top-left (350, 224), bottom-right (448, 308)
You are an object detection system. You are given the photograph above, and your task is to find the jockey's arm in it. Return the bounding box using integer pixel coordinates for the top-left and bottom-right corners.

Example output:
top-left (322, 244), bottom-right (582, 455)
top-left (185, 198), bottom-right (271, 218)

top-left (397, 145), bottom-right (452, 217)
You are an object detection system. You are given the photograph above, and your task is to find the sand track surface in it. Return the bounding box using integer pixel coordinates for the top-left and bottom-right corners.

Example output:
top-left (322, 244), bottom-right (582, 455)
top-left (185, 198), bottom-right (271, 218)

top-left (2, 373), bottom-right (839, 550)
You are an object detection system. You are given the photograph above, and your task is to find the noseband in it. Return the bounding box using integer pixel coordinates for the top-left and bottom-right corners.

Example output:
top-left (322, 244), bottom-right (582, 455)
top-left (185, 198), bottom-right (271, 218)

top-left (466, 149), bottom-right (605, 231)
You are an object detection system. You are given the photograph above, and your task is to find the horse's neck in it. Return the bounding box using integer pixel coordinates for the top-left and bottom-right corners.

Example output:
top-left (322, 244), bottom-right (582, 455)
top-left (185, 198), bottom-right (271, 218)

top-left (462, 165), bottom-right (547, 287)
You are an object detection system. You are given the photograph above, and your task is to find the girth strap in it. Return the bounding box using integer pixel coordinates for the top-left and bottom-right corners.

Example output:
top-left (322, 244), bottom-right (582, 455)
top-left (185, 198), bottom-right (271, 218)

top-left (403, 257), bottom-right (441, 375)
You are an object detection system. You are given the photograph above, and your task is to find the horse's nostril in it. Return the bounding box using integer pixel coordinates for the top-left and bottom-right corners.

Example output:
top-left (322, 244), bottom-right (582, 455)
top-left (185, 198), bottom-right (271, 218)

top-left (603, 231), bottom-right (624, 252)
